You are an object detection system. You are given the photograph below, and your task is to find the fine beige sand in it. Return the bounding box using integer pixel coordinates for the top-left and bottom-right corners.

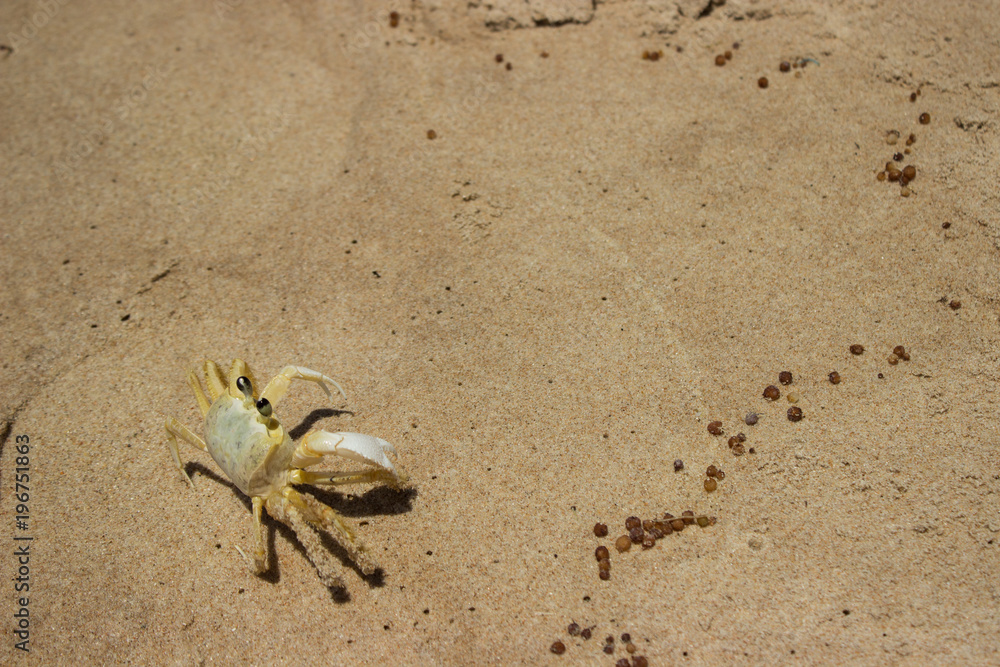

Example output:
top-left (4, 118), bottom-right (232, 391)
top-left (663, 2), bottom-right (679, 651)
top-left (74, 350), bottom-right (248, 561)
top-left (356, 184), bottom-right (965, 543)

top-left (2, 0), bottom-right (999, 664)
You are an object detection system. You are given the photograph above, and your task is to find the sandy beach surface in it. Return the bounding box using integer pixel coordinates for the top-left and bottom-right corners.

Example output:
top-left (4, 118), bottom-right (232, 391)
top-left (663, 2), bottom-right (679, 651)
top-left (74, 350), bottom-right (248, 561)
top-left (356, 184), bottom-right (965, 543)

top-left (1, 0), bottom-right (998, 664)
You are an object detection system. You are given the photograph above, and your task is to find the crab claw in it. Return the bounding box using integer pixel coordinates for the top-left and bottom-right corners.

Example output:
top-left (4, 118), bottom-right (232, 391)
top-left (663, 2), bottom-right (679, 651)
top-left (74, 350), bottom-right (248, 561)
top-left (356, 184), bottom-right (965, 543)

top-left (292, 430), bottom-right (408, 486)
top-left (328, 432), bottom-right (398, 474)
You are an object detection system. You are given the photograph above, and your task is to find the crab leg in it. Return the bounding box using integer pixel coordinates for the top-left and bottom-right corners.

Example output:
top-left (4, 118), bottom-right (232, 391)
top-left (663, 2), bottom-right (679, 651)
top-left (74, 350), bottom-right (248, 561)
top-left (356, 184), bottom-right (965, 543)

top-left (236, 497), bottom-right (268, 575)
top-left (203, 360), bottom-right (228, 401)
top-left (186, 370), bottom-right (212, 416)
top-left (164, 417), bottom-right (208, 488)
top-left (290, 431), bottom-right (407, 486)
top-left (292, 468), bottom-right (402, 488)
top-left (264, 487), bottom-right (379, 587)
top-left (260, 366), bottom-right (347, 408)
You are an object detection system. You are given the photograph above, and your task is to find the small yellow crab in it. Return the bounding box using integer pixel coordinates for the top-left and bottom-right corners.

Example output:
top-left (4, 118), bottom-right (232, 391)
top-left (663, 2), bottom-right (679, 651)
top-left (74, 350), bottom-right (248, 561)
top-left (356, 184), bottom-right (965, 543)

top-left (165, 359), bottom-right (407, 588)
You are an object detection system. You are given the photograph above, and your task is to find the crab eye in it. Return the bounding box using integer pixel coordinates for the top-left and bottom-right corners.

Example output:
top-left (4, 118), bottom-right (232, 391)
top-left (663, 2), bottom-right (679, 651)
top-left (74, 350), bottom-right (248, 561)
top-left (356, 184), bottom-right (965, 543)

top-left (255, 397), bottom-right (272, 418)
top-left (236, 376), bottom-right (253, 398)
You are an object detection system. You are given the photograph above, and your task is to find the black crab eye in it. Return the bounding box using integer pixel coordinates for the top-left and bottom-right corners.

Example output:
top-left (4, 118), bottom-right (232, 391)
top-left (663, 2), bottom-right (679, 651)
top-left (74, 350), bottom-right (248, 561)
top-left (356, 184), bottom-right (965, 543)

top-left (236, 376), bottom-right (253, 398)
top-left (255, 397), bottom-right (272, 417)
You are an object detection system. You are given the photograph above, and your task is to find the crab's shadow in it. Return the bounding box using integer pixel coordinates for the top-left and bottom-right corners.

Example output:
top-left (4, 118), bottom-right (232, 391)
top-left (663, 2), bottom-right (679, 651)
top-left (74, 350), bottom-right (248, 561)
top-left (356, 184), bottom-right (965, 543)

top-left (181, 407), bottom-right (416, 603)
top-left (287, 408), bottom-right (351, 440)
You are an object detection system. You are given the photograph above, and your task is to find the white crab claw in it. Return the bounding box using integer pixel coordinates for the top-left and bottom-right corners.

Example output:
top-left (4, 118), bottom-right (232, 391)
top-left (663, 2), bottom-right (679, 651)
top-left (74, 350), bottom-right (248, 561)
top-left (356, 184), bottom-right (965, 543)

top-left (328, 432), bottom-right (398, 475)
top-left (292, 430), bottom-right (407, 486)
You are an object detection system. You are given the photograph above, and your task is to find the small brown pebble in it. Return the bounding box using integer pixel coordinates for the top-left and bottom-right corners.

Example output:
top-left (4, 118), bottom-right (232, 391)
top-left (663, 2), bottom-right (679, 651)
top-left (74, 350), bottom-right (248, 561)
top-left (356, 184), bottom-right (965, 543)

top-left (893, 345), bottom-right (909, 360)
top-left (704, 478), bottom-right (718, 492)
top-left (568, 622), bottom-right (581, 636)
top-left (732, 42), bottom-right (740, 49)
top-left (877, 171), bottom-right (887, 181)
top-left (595, 545), bottom-right (610, 561)
top-left (649, 527), bottom-right (664, 539)
top-left (505, 62), bottom-right (512, 71)
top-left (426, 130), bottom-right (437, 140)
top-left (707, 421), bottom-right (724, 436)
top-left (906, 133), bottom-right (916, 146)
top-left (780, 61), bottom-right (791, 72)
top-left (642, 50), bottom-right (650, 60)
top-left (942, 221), bottom-right (951, 229)
top-left (616, 659), bottom-right (630, 667)
top-left (495, 54), bottom-right (504, 63)
top-left (621, 633), bottom-right (631, 642)
top-left (599, 570), bottom-right (610, 580)
top-left (648, 50), bottom-right (661, 61)
top-left (949, 300), bottom-right (961, 310)
top-left (787, 406), bottom-right (803, 422)
top-left (716, 470), bottom-right (725, 480)
top-left (887, 168), bottom-right (901, 182)
top-left (389, 11), bottom-right (400, 27)
top-left (598, 558), bottom-right (611, 572)
top-left (728, 436), bottom-right (739, 448)
top-left (732, 443), bottom-right (745, 456)
top-left (551, 640), bottom-right (566, 655)
top-left (888, 354), bottom-right (899, 365)
top-left (626, 643), bottom-right (637, 654)
top-left (615, 535), bottom-right (631, 553)
top-left (629, 527), bottom-right (644, 543)
top-left (910, 91), bottom-right (918, 102)
top-left (748, 447), bottom-right (755, 454)
top-left (779, 371), bottom-right (793, 385)
top-left (541, 51), bottom-right (549, 58)
top-left (745, 412), bottom-right (759, 425)
top-left (893, 153), bottom-right (904, 162)
top-left (919, 112), bottom-right (930, 125)
top-left (606, 635), bottom-right (615, 644)
top-left (724, 50), bottom-right (733, 60)
top-left (581, 628), bottom-right (592, 640)
top-left (663, 512), bottom-right (674, 520)
top-left (671, 519), bottom-right (685, 531)
top-left (706, 465), bottom-right (719, 478)
top-left (850, 344), bottom-right (865, 355)
top-left (902, 165), bottom-right (916, 181)
top-left (625, 516), bottom-right (641, 531)
top-left (642, 519), bottom-right (654, 532)
top-left (594, 523), bottom-right (608, 537)
top-left (829, 371), bottom-right (841, 384)
top-left (674, 459), bottom-right (684, 471)
top-left (682, 510), bottom-right (695, 524)
top-left (763, 385), bottom-right (780, 400)
top-left (900, 186), bottom-right (912, 197)
top-left (603, 644), bottom-right (614, 655)
top-left (758, 77), bottom-right (769, 88)
top-left (633, 657), bottom-right (649, 667)
top-left (697, 516), bottom-right (710, 527)
top-left (642, 535), bottom-right (655, 549)
top-left (715, 54), bottom-right (726, 66)
top-left (737, 433), bottom-right (746, 442)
